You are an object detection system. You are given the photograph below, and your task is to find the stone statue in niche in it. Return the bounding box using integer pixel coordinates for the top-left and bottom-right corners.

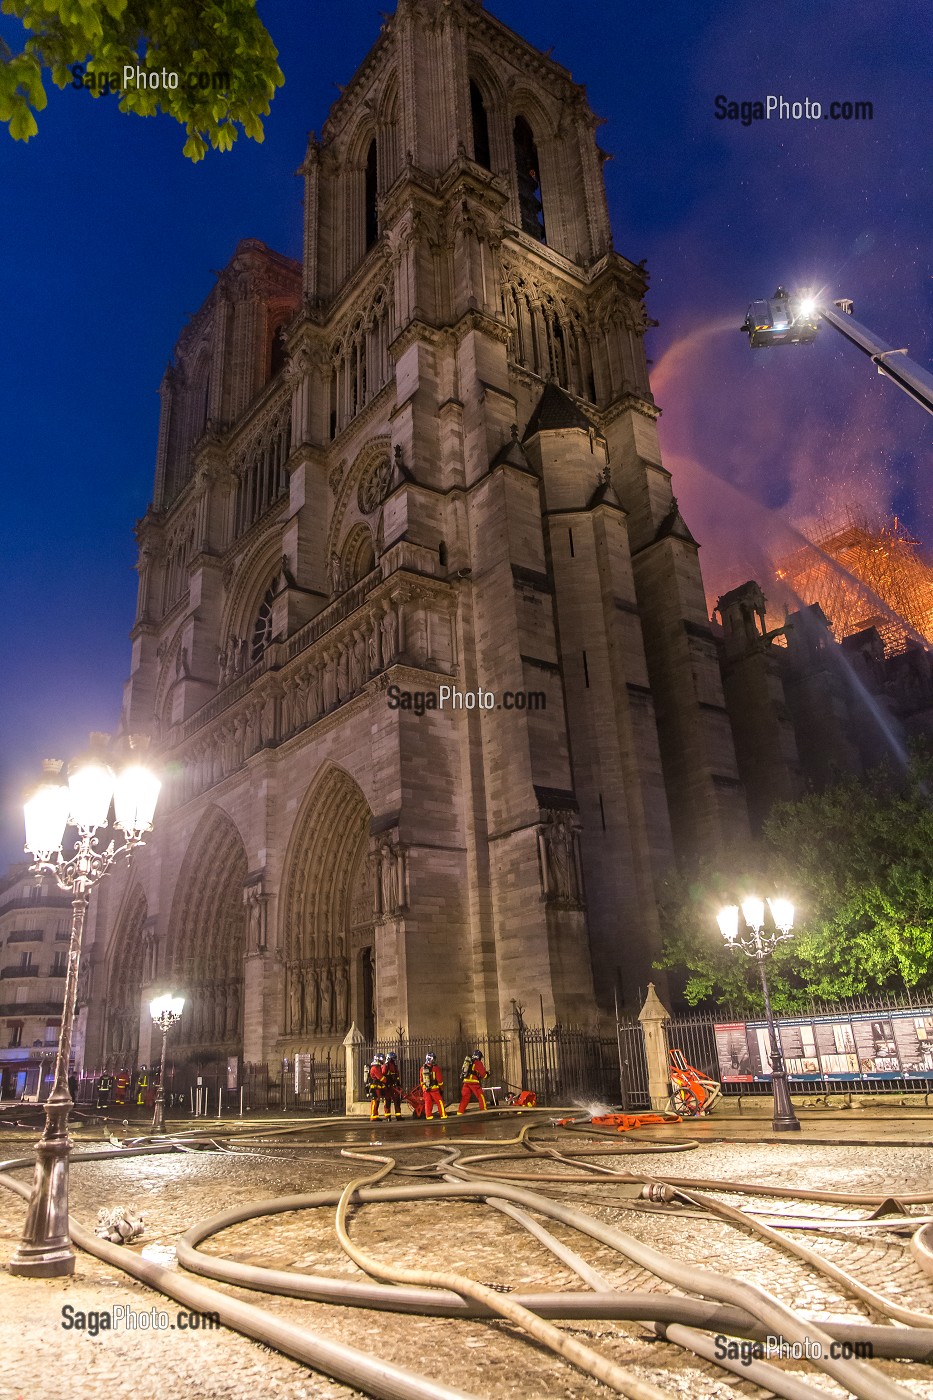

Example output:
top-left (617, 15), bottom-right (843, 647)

top-left (303, 964), bottom-right (319, 1032)
top-left (378, 840), bottom-right (404, 916)
top-left (309, 666), bottom-right (323, 718)
top-left (329, 552), bottom-right (344, 596)
top-left (259, 694), bottom-right (276, 745)
top-left (323, 655), bottom-right (337, 710)
top-left (226, 980), bottom-right (240, 1036)
top-left (320, 963), bottom-right (334, 1033)
top-left (538, 813), bottom-right (581, 904)
top-left (367, 625), bottom-right (380, 674)
top-left (288, 965), bottom-right (302, 1032)
top-left (380, 607), bottom-right (398, 662)
top-left (350, 633), bottom-right (365, 690)
top-left (336, 645), bottom-right (350, 700)
top-left (334, 960), bottom-right (349, 1031)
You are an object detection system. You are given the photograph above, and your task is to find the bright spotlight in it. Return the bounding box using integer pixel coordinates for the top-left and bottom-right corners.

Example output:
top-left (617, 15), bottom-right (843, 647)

top-left (797, 296), bottom-right (817, 318)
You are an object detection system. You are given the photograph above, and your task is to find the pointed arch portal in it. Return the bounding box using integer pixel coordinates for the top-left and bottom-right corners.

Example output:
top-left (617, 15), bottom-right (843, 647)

top-left (104, 888), bottom-right (147, 1070)
top-left (282, 766), bottom-right (374, 1043)
top-left (169, 808), bottom-right (248, 1059)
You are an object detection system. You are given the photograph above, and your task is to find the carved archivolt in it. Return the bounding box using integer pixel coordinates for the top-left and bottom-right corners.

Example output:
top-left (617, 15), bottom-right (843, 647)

top-left (104, 887), bottom-right (148, 1066)
top-left (167, 807), bottom-right (249, 1049)
top-left (281, 766), bottom-right (372, 1038)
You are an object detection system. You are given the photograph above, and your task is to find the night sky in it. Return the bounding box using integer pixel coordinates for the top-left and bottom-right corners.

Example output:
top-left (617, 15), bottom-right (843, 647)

top-left (1, 0), bottom-right (931, 866)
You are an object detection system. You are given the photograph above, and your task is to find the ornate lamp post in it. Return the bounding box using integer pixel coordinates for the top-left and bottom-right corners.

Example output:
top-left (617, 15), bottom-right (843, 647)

top-left (9, 736), bottom-right (160, 1277)
top-left (717, 896), bottom-right (800, 1133)
top-left (149, 994), bottom-right (184, 1135)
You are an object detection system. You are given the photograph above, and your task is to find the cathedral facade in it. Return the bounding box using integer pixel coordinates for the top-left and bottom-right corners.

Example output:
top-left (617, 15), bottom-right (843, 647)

top-left (84, 0), bottom-right (745, 1076)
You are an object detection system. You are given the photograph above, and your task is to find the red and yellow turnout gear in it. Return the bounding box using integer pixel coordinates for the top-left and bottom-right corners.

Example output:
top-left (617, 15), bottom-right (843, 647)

top-left (366, 1057), bottom-right (386, 1120)
top-left (419, 1059), bottom-right (446, 1119)
top-left (458, 1054), bottom-right (488, 1114)
top-left (383, 1055), bottom-right (403, 1119)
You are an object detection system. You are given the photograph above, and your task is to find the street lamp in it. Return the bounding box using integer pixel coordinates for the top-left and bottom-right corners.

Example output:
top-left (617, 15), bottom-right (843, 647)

top-left (9, 735), bottom-right (160, 1278)
top-left (717, 896), bottom-right (800, 1132)
top-left (149, 994), bottom-right (184, 1135)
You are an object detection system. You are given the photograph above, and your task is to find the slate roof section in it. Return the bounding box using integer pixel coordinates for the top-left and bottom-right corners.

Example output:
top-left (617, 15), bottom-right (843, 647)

top-left (523, 382), bottom-right (598, 440)
top-left (586, 465), bottom-right (625, 512)
top-left (490, 424), bottom-right (535, 473)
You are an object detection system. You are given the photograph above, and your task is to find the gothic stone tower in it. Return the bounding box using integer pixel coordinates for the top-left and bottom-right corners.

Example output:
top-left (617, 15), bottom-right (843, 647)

top-left (85, 0), bottom-right (745, 1076)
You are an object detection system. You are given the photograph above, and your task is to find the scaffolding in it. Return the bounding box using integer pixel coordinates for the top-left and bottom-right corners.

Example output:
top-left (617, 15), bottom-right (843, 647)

top-left (774, 516), bottom-right (933, 655)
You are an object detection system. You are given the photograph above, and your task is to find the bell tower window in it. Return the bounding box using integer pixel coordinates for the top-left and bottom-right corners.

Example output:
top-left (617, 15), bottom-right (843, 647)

top-left (270, 324), bottom-right (287, 379)
top-left (365, 139), bottom-right (378, 250)
top-left (470, 81), bottom-right (491, 170)
top-left (513, 116), bottom-right (545, 242)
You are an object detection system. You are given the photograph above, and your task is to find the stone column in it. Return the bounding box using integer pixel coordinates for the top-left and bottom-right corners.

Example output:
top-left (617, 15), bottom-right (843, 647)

top-left (343, 1021), bottom-right (364, 1115)
top-left (638, 982), bottom-right (672, 1110)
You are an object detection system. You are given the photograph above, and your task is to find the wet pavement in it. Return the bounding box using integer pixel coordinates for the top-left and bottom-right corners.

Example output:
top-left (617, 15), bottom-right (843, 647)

top-left (2, 1105), bottom-right (933, 1398)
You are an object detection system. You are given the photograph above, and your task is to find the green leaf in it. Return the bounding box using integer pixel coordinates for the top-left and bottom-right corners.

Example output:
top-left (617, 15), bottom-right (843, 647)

top-left (9, 98), bottom-right (37, 138)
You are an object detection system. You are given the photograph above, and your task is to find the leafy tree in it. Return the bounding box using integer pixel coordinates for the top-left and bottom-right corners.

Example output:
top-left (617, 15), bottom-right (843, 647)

top-left (0, 0), bottom-right (283, 159)
top-left (656, 748), bottom-right (933, 1011)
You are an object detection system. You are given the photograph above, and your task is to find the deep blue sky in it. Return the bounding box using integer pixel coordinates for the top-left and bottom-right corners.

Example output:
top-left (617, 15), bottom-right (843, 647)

top-left (1, 0), bottom-right (931, 866)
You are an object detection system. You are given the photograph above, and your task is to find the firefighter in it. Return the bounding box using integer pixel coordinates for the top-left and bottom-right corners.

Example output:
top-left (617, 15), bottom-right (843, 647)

top-left (366, 1053), bottom-right (386, 1121)
top-left (419, 1053), bottom-right (446, 1119)
top-left (113, 1069), bottom-right (130, 1107)
top-left (458, 1051), bottom-right (488, 1114)
top-left (95, 1072), bottom-right (113, 1109)
top-left (135, 1066), bottom-right (149, 1107)
top-left (382, 1051), bottom-right (403, 1119)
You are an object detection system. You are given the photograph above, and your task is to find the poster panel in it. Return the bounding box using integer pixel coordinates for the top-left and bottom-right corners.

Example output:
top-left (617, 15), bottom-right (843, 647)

top-left (891, 1013), bottom-right (933, 1075)
top-left (851, 1017), bottom-right (901, 1076)
top-left (813, 1018), bottom-right (859, 1076)
top-left (714, 1023), bottom-right (753, 1081)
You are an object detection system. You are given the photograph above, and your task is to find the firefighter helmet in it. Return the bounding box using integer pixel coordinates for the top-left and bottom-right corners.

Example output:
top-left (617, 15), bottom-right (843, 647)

top-left (374, 1053), bottom-right (385, 1064)
top-left (471, 1052), bottom-right (482, 1060)
top-left (424, 1052), bottom-right (435, 1064)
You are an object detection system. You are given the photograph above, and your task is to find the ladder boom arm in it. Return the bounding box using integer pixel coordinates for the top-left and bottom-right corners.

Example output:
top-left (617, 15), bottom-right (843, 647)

top-left (818, 302), bottom-right (933, 417)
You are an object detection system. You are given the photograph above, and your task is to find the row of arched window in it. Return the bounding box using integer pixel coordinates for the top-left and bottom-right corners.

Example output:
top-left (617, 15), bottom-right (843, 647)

top-left (328, 290), bottom-right (392, 439)
top-left (502, 284), bottom-right (598, 402)
top-left (161, 521), bottom-right (196, 615)
top-left (234, 408), bottom-right (291, 537)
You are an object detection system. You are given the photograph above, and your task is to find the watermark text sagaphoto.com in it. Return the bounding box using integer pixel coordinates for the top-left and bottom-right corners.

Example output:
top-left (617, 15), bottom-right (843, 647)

top-left (714, 1336), bottom-right (874, 1365)
top-left (714, 95), bottom-right (873, 126)
top-left (61, 1305), bottom-right (221, 1335)
top-left (387, 684), bottom-right (547, 715)
top-left (70, 64), bottom-right (230, 96)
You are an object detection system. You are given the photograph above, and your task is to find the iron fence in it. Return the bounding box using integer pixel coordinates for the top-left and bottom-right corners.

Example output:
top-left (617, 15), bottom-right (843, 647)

top-left (666, 994), bottom-right (933, 1098)
top-left (359, 1026), bottom-right (644, 1109)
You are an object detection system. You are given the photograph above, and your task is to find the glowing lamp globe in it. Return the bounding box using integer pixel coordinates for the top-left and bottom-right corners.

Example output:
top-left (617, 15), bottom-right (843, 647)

top-left (716, 905), bottom-right (739, 945)
top-left (114, 764), bottom-right (161, 838)
top-left (24, 761), bottom-right (70, 860)
top-left (67, 737), bottom-right (116, 833)
top-left (768, 897), bottom-right (795, 933)
top-left (150, 994), bottom-right (185, 1023)
top-left (741, 896), bottom-right (765, 932)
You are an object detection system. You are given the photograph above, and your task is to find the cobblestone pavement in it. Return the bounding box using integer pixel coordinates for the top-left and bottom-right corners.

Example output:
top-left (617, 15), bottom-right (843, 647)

top-left (2, 1110), bottom-right (933, 1399)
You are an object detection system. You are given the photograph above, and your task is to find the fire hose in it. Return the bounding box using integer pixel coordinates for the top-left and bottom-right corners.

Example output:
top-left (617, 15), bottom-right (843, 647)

top-left (2, 1120), bottom-right (932, 1400)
